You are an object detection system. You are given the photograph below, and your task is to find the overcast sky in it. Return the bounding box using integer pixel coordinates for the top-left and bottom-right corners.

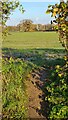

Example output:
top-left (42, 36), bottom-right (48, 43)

top-left (6, 1), bottom-right (61, 26)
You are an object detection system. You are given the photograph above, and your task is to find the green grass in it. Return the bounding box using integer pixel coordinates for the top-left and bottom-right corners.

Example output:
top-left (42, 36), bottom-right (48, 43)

top-left (2, 31), bottom-right (65, 69)
top-left (2, 32), bottom-right (66, 119)
top-left (2, 58), bottom-right (35, 119)
top-left (3, 32), bottom-right (63, 49)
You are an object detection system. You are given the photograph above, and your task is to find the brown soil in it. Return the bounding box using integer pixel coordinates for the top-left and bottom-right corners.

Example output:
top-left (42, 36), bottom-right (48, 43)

top-left (26, 67), bottom-right (48, 119)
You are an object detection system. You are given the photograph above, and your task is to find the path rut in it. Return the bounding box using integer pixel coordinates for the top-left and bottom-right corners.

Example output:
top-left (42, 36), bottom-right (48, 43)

top-left (26, 67), bottom-right (48, 119)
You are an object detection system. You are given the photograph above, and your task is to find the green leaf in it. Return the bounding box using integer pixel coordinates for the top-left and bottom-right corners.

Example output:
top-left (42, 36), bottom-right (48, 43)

top-left (48, 5), bottom-right (52, 8)
top-left (46, 9), bottom-right (51, 14)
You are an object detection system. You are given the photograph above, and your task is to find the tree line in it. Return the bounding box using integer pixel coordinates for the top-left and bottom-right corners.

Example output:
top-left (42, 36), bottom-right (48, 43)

top-left (7, 19), bottom-right (57, 32)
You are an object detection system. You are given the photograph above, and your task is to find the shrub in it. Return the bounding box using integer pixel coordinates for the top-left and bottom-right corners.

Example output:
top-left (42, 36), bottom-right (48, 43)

top-left (45, 60), bottom-right (68, 119)
top-left (2, 57), bottom-right (33, 119)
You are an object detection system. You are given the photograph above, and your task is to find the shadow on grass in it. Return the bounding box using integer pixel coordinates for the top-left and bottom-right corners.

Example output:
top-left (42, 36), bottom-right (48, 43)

top-left (2, 47), bottom-right (66, 119)
top-left (2, 47), bottom-right (65, 67)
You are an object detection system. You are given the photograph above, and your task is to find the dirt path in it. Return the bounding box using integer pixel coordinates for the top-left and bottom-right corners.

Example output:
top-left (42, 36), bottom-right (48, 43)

top-left (26, 67), bottom-right (48, 119)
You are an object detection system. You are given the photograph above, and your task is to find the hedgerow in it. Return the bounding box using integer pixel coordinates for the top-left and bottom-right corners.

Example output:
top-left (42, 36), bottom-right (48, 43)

top-left (45, 58), bottom-right (68, 119)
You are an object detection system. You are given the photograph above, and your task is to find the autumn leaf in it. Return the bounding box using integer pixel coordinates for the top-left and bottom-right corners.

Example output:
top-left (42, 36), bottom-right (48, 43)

top-left (52, 12), bottom-right (56, 17)
top-left (53, 8), bottom-right (58, 12)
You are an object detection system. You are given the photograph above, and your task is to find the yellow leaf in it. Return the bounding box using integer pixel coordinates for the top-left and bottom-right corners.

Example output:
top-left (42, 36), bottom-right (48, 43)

top-left (58, 73), bottom-right (62, 77)
top-left (63, 28), bottom-right (66, 31)
top-left (53, 8), bottom-right (58, 12)
top-left (27, 74), bottom-right (31, 78)
top-left (64, 56), bottom-right (67, 60)
top-left (48, 98), bottom-right (50, 101)
top-left (53, 12), bottom-right (56, 17)
top-left (56, 65), bottom-right (60, 69)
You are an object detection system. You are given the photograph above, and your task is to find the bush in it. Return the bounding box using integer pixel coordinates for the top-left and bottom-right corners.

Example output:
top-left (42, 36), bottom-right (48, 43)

top-left (2, 57), bottom-right (33, 119)
top-left (45, 60), bottom-right (68, 119)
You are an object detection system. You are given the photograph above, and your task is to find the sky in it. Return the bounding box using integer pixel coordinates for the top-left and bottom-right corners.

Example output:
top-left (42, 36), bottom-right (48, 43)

top-left (6, 1), bottom-right (60, 26)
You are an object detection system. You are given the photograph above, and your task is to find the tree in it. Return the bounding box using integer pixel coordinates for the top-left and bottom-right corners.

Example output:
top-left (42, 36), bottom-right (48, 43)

top-left (45, 1), bottom-right (68, 119)
top-left (0, 0), bottom-right (25, 36)
top-left (46, 0), bottom-right (68, 54)
top-left (45, 24), bottom-right (54, 31)
top-left (19, 19), bottom-right (33, 32)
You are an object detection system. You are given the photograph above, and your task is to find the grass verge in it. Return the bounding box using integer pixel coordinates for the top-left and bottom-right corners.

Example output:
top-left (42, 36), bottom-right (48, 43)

top-left (2, 57), bottom-right (35, 119)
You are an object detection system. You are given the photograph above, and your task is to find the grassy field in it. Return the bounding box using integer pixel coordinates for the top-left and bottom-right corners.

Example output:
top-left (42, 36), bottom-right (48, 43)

top-left (3, 32), bottom-right (63, 49)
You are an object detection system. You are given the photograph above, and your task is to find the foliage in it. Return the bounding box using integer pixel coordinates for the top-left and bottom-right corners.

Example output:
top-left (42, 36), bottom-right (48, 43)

top-left (45, 60), bottom-right (68, 119)
top-left (45, 24), bottom-right (54, 31)
top-left (2, 57), bottom-right (33, 119)
top-left (0, 0), bottom-right (25, 37)
top-left (2, 48), bottom-right (65, 119)
top-left (46, 0), bottom-right (68, 52)
top-left (7, 23), bottom-right (54, 32)
top-left (19, 19), bottom-right (33, 32)
top-left (45, 1), bottom-right (68, 119)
